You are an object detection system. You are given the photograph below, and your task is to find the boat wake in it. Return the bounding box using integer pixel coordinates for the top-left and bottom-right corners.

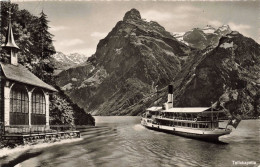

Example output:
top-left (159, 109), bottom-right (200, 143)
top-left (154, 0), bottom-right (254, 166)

top-left (132, 124), bottom-right (145, 131)
top-left (0, 138), bottom-right (83, 158)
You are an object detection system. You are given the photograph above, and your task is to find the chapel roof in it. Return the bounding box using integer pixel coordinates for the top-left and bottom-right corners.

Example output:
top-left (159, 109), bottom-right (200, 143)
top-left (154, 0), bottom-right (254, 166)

top-left (0, 62), bottom-right (57, 92)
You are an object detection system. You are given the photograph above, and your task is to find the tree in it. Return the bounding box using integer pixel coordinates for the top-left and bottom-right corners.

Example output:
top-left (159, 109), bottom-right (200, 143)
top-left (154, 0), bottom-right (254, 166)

top-left (0, 2), bottom-right (95, 125)
top-left (30, 10), bottom-right (56, 82)
top-left (0, 2), bottom-right (56, 82)
top-left (36, 10), bottom-right (56, 60)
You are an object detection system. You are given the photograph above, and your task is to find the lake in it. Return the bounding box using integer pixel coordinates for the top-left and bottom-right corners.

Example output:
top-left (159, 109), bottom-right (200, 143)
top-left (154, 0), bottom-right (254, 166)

top-left (0, 116), bottom-right (259, 167)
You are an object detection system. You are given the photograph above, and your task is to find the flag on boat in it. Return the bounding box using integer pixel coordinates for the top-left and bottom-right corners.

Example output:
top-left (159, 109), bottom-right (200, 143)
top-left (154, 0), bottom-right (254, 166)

top-left (227, 115), bottom-right (241, 128)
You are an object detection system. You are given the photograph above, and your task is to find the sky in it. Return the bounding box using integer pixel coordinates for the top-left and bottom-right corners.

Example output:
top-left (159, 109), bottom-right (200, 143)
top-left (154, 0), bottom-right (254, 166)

top-left (14, 0), bottom-right (260, 57)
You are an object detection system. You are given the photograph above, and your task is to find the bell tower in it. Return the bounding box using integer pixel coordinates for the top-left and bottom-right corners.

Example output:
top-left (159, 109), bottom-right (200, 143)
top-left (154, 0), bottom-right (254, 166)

top-left (2, 4), bottom-right (20, 66)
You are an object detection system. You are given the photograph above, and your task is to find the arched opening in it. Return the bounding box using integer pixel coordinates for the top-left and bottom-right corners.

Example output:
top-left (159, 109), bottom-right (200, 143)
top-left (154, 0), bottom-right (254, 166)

top-left (31, 88), bottom-right (46, 125)
top-left (10, 84), bottom-right (29, 125)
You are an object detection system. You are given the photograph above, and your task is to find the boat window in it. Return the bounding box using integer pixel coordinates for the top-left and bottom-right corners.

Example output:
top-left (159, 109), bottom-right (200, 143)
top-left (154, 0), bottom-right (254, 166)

top-left (199, 124), bottom-right (205, 128)
top-left (205, 124), bottom-right (209, 128)
top-left (147, 113), bottom-right (152, 118)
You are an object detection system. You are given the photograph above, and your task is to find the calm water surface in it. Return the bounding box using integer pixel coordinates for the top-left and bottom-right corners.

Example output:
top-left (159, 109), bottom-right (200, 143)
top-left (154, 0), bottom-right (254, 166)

top-left (0, 117), bottom-right (259, 167)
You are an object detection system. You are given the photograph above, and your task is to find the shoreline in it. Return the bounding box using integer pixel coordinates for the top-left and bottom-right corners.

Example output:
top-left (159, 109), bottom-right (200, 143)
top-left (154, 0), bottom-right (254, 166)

top-left (0, 138), bottom-right (83, 158)
top-left (0, 125), bottom-right (95, 149)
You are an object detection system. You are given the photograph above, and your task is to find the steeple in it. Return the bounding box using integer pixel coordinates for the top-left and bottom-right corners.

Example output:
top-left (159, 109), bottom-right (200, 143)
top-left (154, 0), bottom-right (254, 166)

top-left (2, 4), bottom-right (20, 66)
top-left (3, 22), bottom-right (19, 50)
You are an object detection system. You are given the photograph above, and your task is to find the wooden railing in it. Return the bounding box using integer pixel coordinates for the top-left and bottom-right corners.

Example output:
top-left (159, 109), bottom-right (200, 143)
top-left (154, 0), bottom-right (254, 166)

top-left (3, 125), bottom-right (50, 134)
top-left (1, 124), bottom-right (77, 135)
top-left (49, 125), bottom-right (76, 132)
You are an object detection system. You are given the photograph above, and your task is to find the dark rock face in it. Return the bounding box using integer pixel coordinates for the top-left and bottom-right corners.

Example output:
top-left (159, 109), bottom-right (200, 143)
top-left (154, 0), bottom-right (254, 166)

top-left (56, 9), bottom-right (260, 117)
top-left (149, 31), bottom-right (260, 117)
top-left (123, 8), bottom-right (141, 21)
top-left (183, 28), bottom-right (208, 49)
top-left (56, 8), bottom-right (191, 115)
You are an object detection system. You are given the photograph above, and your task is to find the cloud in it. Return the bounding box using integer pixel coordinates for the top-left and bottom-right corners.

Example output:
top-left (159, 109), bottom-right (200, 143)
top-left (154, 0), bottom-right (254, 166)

top-left (175, 6), bottom-right (201, 13)
top-left (141, 6), bottom-right (201, 31)
top-left (90, 32), bottom-right (107, 39)
top-left (55, 39), bottom-right (84, 47)
top-left (208, 20), bottom-right (222, 27)
top-left (49, 25), bottom-right (68, 32)
top-left (228, 22), bottom-right (251, 36)
top-left (142, 10), bottom-right (173, 22)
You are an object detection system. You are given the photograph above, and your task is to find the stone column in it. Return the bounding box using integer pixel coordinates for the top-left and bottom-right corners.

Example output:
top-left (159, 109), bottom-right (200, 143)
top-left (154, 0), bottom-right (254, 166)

top-left (44, 92), bottom-right (50, 126)
top-left (28, 91), bottom-right (32, 126)
top-left (4, 81), bottom-right (13, 126)
top-left (4, 86), bottom-right (10, 126)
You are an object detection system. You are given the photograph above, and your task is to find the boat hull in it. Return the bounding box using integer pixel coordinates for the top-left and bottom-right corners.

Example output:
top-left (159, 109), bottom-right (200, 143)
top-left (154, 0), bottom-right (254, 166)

top-left (141, 120), bottom-right (231, 142)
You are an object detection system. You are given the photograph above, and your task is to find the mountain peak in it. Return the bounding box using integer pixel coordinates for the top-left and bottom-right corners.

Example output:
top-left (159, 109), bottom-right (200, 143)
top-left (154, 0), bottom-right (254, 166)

top-left (123, 8), bottom-right (141, 21)
top-left (53, 52), bottom-right (88, 65)
top-left (202, 25), bottom-right (216, 34)
top-left (220, 24), bottom-right (230, 28)
top-left (216, 25), bottom-right (232, 34)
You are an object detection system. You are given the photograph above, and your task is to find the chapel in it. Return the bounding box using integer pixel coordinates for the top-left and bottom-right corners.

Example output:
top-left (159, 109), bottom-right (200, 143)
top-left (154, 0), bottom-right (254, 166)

top-left (0, 18), bottom-right (57, 133)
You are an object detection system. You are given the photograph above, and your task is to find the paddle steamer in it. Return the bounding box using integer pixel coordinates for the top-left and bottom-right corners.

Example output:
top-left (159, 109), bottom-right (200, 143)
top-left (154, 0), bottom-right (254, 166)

top-left (141, 85), bottom-right (232, 141)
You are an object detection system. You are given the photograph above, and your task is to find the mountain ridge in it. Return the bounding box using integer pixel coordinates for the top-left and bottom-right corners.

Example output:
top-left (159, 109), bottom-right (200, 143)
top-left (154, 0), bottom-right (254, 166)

top-left (56, 8), bottom-right (260, 117)
top-left (56, 8), bottom-right (192, 115)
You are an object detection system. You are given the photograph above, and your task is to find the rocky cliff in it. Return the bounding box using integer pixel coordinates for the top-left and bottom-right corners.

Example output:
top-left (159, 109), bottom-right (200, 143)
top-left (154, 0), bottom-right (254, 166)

top-left (142, 31), bottom-right (260, 118)
top-left (56, 8), bottom-right (191, 115)
top-left (56, 9), bottom-right (260, 117)
top-left (180, 31), bottom-right (260, 117)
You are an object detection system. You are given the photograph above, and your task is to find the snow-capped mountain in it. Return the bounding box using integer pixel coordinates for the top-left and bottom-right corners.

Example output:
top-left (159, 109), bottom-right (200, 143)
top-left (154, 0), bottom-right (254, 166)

top-left (53, 52), bottom-right (88, 65)
top-left (201, 25), bottom-right (216, 34)
top-left (172, 32), bottom-right (189, 45)
top-left (215, 25), bottom-right (232, 36)
top-left (173, 25), bottom-right (232, 49)
top-left (51, 52), bottom-right (88, 75)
